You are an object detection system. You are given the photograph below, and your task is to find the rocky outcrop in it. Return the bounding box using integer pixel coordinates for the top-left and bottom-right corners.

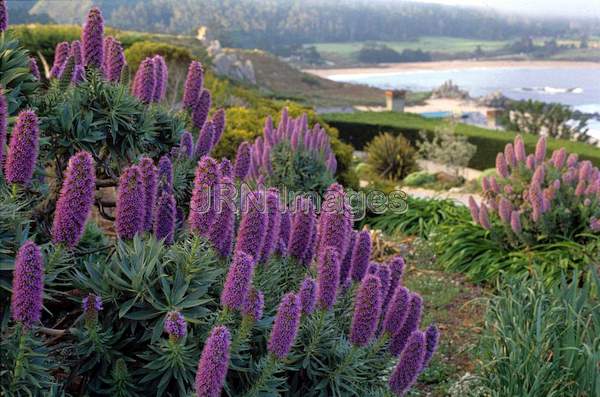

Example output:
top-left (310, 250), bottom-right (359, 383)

top-left (431, 80), bottom-right (469, 100)
top-left (199, 30), bottom-right (256, 84)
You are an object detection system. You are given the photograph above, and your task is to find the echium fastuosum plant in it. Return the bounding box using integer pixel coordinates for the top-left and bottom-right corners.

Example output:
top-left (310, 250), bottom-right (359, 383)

top-left (4, 109), bottom-right (40, 189)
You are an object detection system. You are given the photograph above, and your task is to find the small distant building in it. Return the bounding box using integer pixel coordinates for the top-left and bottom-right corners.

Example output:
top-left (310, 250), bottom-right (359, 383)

top-left (486, 109), bottom-right (502, 129)
top-left (385, 90), bottom-right (407, 112)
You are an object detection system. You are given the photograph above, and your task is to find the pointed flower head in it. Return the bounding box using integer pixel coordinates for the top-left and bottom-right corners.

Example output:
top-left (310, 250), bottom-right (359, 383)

top-left (423, 324), bottom-right (439, 367)
top-left (233, 190), bottom-right (266, 260)
top-left (221, 251), bottom-right (255, 311)
top-left (276, 210), bottom-right (292, 255)
top-left (195, 325), bottom-right (231, 397)
top-left (534, 136), bottom-right (546, 164)
top-left (316, 247), bottom-right (340, 311)
top-left (234, 141), bottom-right (251, 180)
top-left (82, 7), bottom-right (104, 68)
top-left (51, 42), bottom-right (70, 78)
top-left (552, 148), bottom-right (566, 169)
top-left (288, 197), bottom-right (316, 264)
top-left (258, 189), bottom-right (281, 263)
top-left (498, 197), bottom-right (512, 224)
top-left (139, 157), bottom-right (157, 232)
top-left (504, 143), bottom-right (516, 167)
top-left (11, 241), bottom-right (44, 328)
top-left (29, 57), bottom-right (41, 80)
top-left (0, 88), bottom-right (7, 169)
top-left (208, 177), bottom-right (236, 257)
top-left (389, 330), bottom-right (426, 396)
top-left (164, 311), bottom-right (186, 341)
top-left (351, 230), bottom-right (372, 282)
top-left (211, 109), bottom-right (226, 147)
top-left (339, 230), bottom-right (357, 286)
top-left (70, 40), bottom-right (83, 65)
top-left (242, 288), bottom-right (264, 321)
top-left (268, 292), bottom-right (301, 359)
top-left (115, 165), bottom-right (145, 240)
top-left (299, 277), bottom-right (317, 315)
top-left (194, 120), bottom-right (214, 159)
top-left (219, 158), bottom-right (232, 178)
top-left (192, 89), bottom-right (211, 130)
top-left (318, 184), bottom-right (351, 256)
top-left (157, 155), bottom-right (173, 194)
top-left (478, 203), bottom-right (491, 230)
top-left (496, 153), bottom-right (509, 178)
top-left (154, 190), bottom-right (176, 245)
top-left (383, 285), bottom-right (410, 336)
top-left (514, 135), bottom-right (526, 162)
top-left (105, 38), bottom-right (125, 82)
top-left (389, 293), bottom-right (423, 356)
top-left (0, 0), bottom-right (7, 32)
top-left (179, 131), bottom-right (194, 159)
top-left (152, 55), bottom-right (168, 102)
top-left (349, 274), bottom-right (382, 347)
top-left (189, 156), bottom-right (220, 235)
top-left (5, 110), bottom-right (40, 185)
top-left (387, 256), bottom-right (405, 300)
top-left (132, 57), bottom-right (155, 104)
top-left (183, 61), bottom-right (204, 110)
top-left (52, 151), bottom-right (96, 248)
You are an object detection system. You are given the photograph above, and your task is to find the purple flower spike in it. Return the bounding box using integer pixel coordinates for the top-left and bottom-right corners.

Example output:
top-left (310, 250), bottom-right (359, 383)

top-left (152, 55), bottom-right (168, 102)
top-left (478, 203), bottom-right (491, 230)
top-left (423, 324), bottom-right (439, 368)
top-left (316, 247), bottom-right (340, 311)
top-left (139, 157), bottom-right (157, 232)
top-left (258, 189), bottom-right (281, 263)
top-left (498, 197), bottom-right (512, 224)
top-left (4, 110), bottom-right (40, 185)
top-left (164, 311), bottom-right (186, 340)
top-left (376, 264), bottom-right (391, 301)
top-left (71, 65), bottom-right (85, 84)
top-left (276, 210), bottom-right (291, 256)
top-left (387, 256), bottom-right (405, 299)
top-left (50, 42), bottom-right (70, 78)
top-left (552, 148), bottom-right (566, 169)
top-left (101, 36), bottom-right (115, 74)
top-left (211, 109), bottom-right (226, 147)
top-left (157, 155), bottom-right (173, 195)
top-left (234, 141), bottom-right (251, 180)
top-left (0, 0), bottom-right (7, 32)
top-left (389, 293), bottom-right (422, 356)
top-left (221, 251), bottom-right (255, 311)
top-left (299, 277), bottom-right (317, 315)
top-left (288, 198), bottom-right (316, 265)
top-left (11, 241), bottom-right (44, 328)
top-left (195, 325), bottom-right (231, 397)
top-left (349, 274), bottom-right (382, 347)
top-left (514, 135), bottom-right (526, 162)
top-left (567, 153), bottom-right (578, 168)
top-left (51, 151), bottom-right (96, 248)
top-left (242, 288), bottom-right (264, 321)
top-left (268, 293), bottom-right (301, 359)
top-left (389, 330), bottom-right (426, 396)
top-left (192, 89), bottom-right (211, 130)
top-left (132, 58), bottom-right (155, 104)
top-left (0, 88), bottom-right (7, 169)
top-left (179, 131), bottom-right (194, 159)
top-left (496, 153), bottom-right (509, 178)
top-left (234, 191), bottom-right (267, 260)
top-left (70, 40), bottom-right (83, 66)
top-left (534, 136), bottom-right (546, 164)
top-left (29, 58), bottom-right (41, 80)
top-left (105, 38), bottom-right (125, 82)
top-left (115, 166), bottom-right (145, 240)
top-left (208, 178), bottom-right (236, 257)
top-left (82, 7), bottom-right (104, 68)
top-left (350, 230), bottom-right (371, 282)
top-left (183, 61), bottom-right (204, 110)
top-left (154, 190), bottom-right (176, 245)
top-left (82, 293), bottom-right (102, 313)
top-left (189, 156), bottom-right (220, 236)
top-left (383, 285), bottom-right (410, 336)
top-left (339, 230), bottom-right (357, 286)
top-left (318, 185), bottom-right (351, 256)
top-left (194, 120), bottom-right (215, 159)
top-left (504, 143), bottom-right (516, 168)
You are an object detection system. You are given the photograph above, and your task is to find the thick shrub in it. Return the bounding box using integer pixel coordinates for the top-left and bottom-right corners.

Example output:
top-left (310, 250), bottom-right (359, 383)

top-left (124, 41), bottom-right (192, 72)
top-left (365, 132), bottom-right (418, 181)
top-left (403, 171), bottom-right (436, 187)
top-left (0, 33), bottom-right (39, 113)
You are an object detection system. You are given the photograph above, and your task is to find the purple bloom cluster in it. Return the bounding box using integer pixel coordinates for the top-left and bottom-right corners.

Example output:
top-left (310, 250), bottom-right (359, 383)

top-left (219, 158), bottom-right (232, 178)
top-left (103, 37), bottom-right (125, 82)
top-left (382, 285), bottom-right (410, 336)
top-left (71, 65), bottom-right (85, 84)
top-left (423, 324), bottom-right (439, 367)
top-left (389, 330), bottom-right (426, 396)
top-left (82, 7), bottom-right (104, 68)
top-left (0, 0), bottom-right (7, 32)
top-left (179, 131), bottom-right (194, 159)
top-left (11, 241), bottom-right (44, 328)
top-left (115, 166), bottom-right (145, 240)
top-left (276, 210), bottom-right (291, 255)
top-left (242, 288), bottom-right (264, 321)
top-left (157, 155), bottom-right (173, 194)
top-left (349, 274), bottom-right (382, 347)
top-left (152, 55), bottom-right (168, 102)
top-left (183, 61), bottom-right (204, 111)
top-left (195, 325), bottom-right (231, 397)
top-left (0, 88), bottom-right (6, 170)
top-left (194, 120), bottom-right (215, 159)
top-left (350, 230), bottom-right (371, 282)
top-left (221, 251), bottom-right (255, 311)
top-left (389, 293), bottom-right (422, 357)
top-left (164, 311), bottom-right (186, 340)
top-left (70, 40), bottom-right (83, 66)
top-left (139, 157), bottom-right (157, 232)
top-left (234, 191), bottom-right (267, 261)
top-left (316, 247), bottom-right (340, 311)
top-left (50, 42), bottom-right (70, 78)
top-left (29, 57), bottom-right (41, 80)
top-left (268, 292), bottom-right (301, 359)
top-left (257, 189), bottom-right (281, 263)
top-left (4, 110), bottom-right (40, 185)
top-left (234, 141), bottom-right (251, 180)
top-left (51, 151), bottom-right (96, 248)
top-left (298, 277), bottom-right (317, 315)
top-left (132, 58), bottom-right (155, 104)
top-left (211, 109), bottom-right (226, 147)
top-left (154, 190), bottom-right (176, 245)
top-left (82, 293), bottom-right (103, 313)
top-left (192, 89), bottom-right (211, 130)
top-left (189, 156), bottom-right (220, 236)
top-left (208, 177), bottom-right (236, 257)
top-left (318, 184), bottom-right (352, 257)
top-left (387, 256), bottom-right (405, 302)
top-left (288, 197), bottom-right (316, 265)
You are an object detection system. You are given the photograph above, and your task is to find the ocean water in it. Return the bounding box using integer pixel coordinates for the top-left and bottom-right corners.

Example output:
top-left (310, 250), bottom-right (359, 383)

top-left (327, 65), bottom-right (600, 139)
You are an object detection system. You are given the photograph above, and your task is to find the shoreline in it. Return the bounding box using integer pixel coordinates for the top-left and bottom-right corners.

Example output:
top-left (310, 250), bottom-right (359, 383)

top-left (304, 60), bottom-right (600, 78)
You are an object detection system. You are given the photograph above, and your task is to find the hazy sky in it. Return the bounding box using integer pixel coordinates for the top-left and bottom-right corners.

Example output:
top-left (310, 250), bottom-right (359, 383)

top-left (404, 0), bottom-right (600, 19)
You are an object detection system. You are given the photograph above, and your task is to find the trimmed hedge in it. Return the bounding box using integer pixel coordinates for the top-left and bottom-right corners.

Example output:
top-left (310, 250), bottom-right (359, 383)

top-left (323, 112), bottom-right (600, 170)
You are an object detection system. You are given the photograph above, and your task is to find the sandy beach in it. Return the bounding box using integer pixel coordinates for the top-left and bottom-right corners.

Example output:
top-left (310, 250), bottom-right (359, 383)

top-left (304, 60), bottom-right (600, 78)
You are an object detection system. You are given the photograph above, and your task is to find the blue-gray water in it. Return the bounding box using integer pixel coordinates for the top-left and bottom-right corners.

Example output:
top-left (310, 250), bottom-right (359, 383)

top-left (327, 65), bottom-right (600, 139)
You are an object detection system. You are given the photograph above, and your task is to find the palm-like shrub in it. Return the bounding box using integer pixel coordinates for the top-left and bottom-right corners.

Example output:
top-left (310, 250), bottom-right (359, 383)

top-left (366, 133), bottom-right (417, 181)
top-left (0, 32), bottom-right (39, 113)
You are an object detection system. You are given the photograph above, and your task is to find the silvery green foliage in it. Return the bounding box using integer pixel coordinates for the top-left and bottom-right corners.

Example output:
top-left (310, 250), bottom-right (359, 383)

top-left (417, 121), bottom-right (477, 176)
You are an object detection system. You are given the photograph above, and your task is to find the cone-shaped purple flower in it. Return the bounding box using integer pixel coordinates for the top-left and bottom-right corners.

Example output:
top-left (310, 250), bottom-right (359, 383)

top-left (179, 131), bottom-right (194, 159)
top-left (303, 217), bottom-right (318, 266)
top-left (195, 120), bottom-right (214, 159)
top-left (152, 55), bottom-right (168, 102)
top-left (552, 148), bottom-right (566, 169)
top-left (192, 89), bottom-right (211, 130)
top-left (234, 191), bottom-right (267, 260)
top-left (496, 153), bottom-right (509, 178)
top-left (288, 197), bottom-right (316, 265)
top-left (132, 58), bottom-right (155, 104)
top-left (70, 40), bottom-right (82, 66)
top-left (115, 166), bottom-right (145, 240)
top-left (219, 158), bottom-right (232, 178)
top-left (276, 210), bottom-right (291, 256)
top-left (0, 0), bottom-right (7, 32)
top-left (242, 288), bottom-right (264, 321)
top-left (514, 135), bottom-right (526, 162)
top-left (51, 151), bottom-right (96, 248)
top-left (268, 293), bottom-right (301, 359)
top-left (101, 36), bottom-right (115, 74)
top-left (376, 264), bottom-right (391, 301)
top-left (350, 274), bottom-right (382, 347)
top-left (157, 155), bottom-right (173, 194)
top-left (11, 241), bottom-right (44, 328)
top-left (154, 190), bottom-right (175, 245)
top-left (50, 42), bottom-right (70, 78)
top-left (498, 197), bottom-right (512, 224)
top-left (390, 293), bottom-right (422, 356)
top-left (189, 156), bottom-right (220, 236)
top-left (71, 65), bottom-right (85, 84)
top-left (211, 109), bottom-right (226, 147)
top-left (299, 277), bottom-right (317, 315)
top-left (423, 324), bottom-right (439, 367)
top-left (195, 325), bottom-right (231, 397)
top-left (105, 38), bottom-right (124, 82)
top-left (221, 251), bottom-right (255, 311)
top-left (389, 330), bottom-right (426, 396)
top-left (139, 157), bottom-right (157, 232)
top-left (316, 247), bottom-right (340, 311)
top-left (234, 141), bottom-right (251, 180)
top-left (383, 285), bottom-right (410, 336)
top-left (258, 189), bottom-right (281, 263)
top-left (567, 153), bottom-right (578, 168)
top-left (4, 110), bottom-right (40, 185)
top-left (318, 186), bottom-right (351, 256)
top-left (534, 136), bottom-right (546, 164)
top-left (183, 61), bottom-right (204, 110)
top-left (164, 311), bottom-right (186, 340)
top-left (350, 230), bottom-right (371, 282)
top-left (478, 203), bottom-right (491, 230)
top-left (0, 88), bottom-right (6, 169)
top-left (29, 57), bottom-right (41, 80)
top-left (504, 143), bottom-right (516, 168)
top-left (387, 256), bottom-right (405, 302)
top-left (82, 7), bottom-right (104, 68)
top-left (208, 177), bottom-right (236, 257)
top-left (339, 230), bottom-right (357, 286)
